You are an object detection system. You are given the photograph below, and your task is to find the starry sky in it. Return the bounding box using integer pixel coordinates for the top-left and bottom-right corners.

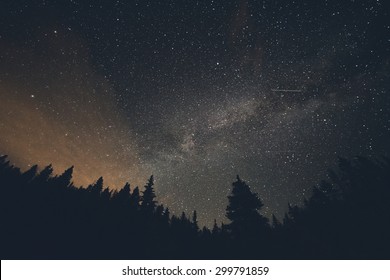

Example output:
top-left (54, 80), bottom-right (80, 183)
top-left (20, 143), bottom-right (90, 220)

top-left (0, 0), bottom-right (389, 227)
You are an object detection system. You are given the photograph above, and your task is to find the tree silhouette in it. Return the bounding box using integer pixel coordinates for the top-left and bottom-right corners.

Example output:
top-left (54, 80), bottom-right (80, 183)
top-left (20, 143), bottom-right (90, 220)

top-left (32, 164), bottom-right (53, 186)
top-left (226, 175), bottom-right (269, 240)
top-left (211, 219), bottom-right (220, 236)
top-left (130, 186), bottom-right (140, 209)
top-left (54, 166), bottom-right (74, 188)
top-left (163, 207), bottom-right (170, 222)
top-left (1, 154), bottom-right (390, 259)
top-left (113, 182), bottom-right (131, 206)
top-left (192, 210), bottom-right (199, 232)
top-left (21, 165), bottom-right (38, 184)
top-left (141, 175), bottom-right (156, 214)
top-left (280, 156), bottom-right (390, 259)
top-left (87, 176), bottom-right (103, 196)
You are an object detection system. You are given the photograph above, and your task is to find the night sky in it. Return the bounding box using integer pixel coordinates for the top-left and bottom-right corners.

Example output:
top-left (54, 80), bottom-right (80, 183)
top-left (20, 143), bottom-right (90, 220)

top-left (1, 0), bottom-right (389, 227)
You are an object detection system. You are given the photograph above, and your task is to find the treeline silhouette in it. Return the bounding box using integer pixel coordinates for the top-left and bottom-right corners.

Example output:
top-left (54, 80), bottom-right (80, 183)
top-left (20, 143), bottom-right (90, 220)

top-left (1, 155), bottom-right (389, 259)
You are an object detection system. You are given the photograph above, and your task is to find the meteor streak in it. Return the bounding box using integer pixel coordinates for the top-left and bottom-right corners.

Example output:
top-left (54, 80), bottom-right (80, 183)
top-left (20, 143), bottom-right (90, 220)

top-left (271, 89), bottom-right (302, 93)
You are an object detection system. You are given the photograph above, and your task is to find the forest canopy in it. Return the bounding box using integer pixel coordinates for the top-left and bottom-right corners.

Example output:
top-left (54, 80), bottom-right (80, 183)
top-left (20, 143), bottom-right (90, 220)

top-left (1, 155), bottom-right (389, 259)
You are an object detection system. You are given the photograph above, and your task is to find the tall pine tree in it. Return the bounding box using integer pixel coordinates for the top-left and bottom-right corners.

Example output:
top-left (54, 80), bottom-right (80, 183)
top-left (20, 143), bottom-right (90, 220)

top-left (226, 175), bottom-right (269, 239)
top-left (141, 175), bottom-right (156, 213)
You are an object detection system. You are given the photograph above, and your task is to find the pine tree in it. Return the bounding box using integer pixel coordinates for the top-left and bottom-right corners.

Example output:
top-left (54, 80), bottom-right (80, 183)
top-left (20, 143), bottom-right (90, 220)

top-left (113, 182), bottom-right (131, 207)
top-left (141, 175), bottom-right (156, 213)
top-left (55, 166), bottom-right (74, 188)
top-left (212, 219), bottom-right (220, 236)
top-left (101, 187), bottom-right (112, 202)
top-left (163, 207), bottom-right (170, 222)
top-left (155, 205), bottom-right (164, 216)
top-left (192, 210), bottom-right (199, 232)
top-left (32, 164), bottom-right (53, 186)
top-left (87, 176), bottom-right (104, 196)
top-left (0, 155), bottom-right (10, 171)
top-left (180, 211), bottom-right (187, 222)
top-left (120, 182), bottom-right (131, 197)
top-left (21, 165), bottom-right (38, 183)
top-left (130, 186), bottom-right (140, 209)
top-left (226, 175), bottom-right (269, 239)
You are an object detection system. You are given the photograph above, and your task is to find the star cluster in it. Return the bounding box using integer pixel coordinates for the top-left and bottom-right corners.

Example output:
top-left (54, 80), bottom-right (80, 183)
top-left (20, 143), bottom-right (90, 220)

top-left (0, 0), bottom-right (389, 226)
